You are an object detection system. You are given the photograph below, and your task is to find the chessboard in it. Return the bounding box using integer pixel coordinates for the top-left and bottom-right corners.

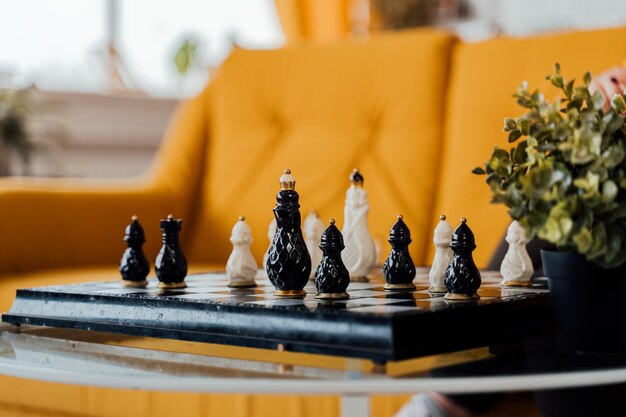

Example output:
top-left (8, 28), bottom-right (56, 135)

top-left (2, 268), bottom-right (551, 364)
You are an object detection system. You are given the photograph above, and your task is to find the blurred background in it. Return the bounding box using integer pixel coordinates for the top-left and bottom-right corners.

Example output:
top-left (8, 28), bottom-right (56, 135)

top-left (1, 0), bottom-right (625, 178)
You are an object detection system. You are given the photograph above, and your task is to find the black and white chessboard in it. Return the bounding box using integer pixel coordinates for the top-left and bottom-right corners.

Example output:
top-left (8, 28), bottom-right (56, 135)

top-left (2, 269), bottom-right (552, 363)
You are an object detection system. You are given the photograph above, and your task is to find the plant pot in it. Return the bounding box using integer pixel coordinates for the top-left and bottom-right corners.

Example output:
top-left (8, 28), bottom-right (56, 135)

top-left (541, 250), bottom-right (626, 356)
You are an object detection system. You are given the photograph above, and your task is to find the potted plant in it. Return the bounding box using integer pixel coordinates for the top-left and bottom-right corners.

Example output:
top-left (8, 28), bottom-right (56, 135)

top-left (474, 63), bottom-right (626, 356)
top-left (0, 87), bottom-right (35, 176)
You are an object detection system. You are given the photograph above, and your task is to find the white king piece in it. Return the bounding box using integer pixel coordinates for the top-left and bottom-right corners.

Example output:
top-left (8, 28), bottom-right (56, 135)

top-left (342, 169), bottom-right (377, 281)
top-left (226, 216), bottom-right (258, 288)
top-left (500, 220), bottom-right (534, 287)
top-left (304, 211), bottom-right (325, 279)
top-left (428, 214), bottom-right (453, 293)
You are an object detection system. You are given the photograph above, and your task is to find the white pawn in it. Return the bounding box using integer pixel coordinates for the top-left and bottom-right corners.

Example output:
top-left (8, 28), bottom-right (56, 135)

top-left (342, 169), bottom-right (377, 282)
top-left (500, 220), bottom-right (534, 287)
top-left (226, 216), bottom-right (258, 288)
top-left (263, 218), bottom-right (277, 277)
top-left (304, 211), bottom-right (324, 280)
top-left (428, 215), bottom-right (453, 293)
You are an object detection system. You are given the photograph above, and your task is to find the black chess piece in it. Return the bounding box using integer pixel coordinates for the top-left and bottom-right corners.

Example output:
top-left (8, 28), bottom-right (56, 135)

top-left (444, 218), bottom-right (482, 300)
top-left (266, 169), bottom-right (311, 298)
top-left (383, 214), bottom-right (416, 290)
top-left (119, 215), bottom-right (150, 288)
top-left (315, 219), bottom-right (350, 300)
top-left (155, 214), bottom-right (188, 289)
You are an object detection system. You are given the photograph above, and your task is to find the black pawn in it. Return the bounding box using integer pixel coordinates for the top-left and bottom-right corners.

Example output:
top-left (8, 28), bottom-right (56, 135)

top-left (444, 218), bottom-right (481, 300)
top-left (383, 215), bottom-right (416, 290)
top-left (155, 214), bottom-right (188, 289)
top-left (315, 219), bottom-right (350, 300)
top-left (119, 216), bottom-right (150, 288)
top-left (266, 169), bottom-right (312, 298)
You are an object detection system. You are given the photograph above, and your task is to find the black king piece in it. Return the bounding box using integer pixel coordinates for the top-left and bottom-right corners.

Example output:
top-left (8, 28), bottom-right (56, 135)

top-left (119, 215), bottom-right (150, 288)
top-left (266, 169), bottom-right (311, 298)
top-left (155, 214), bottom-right (188, 289)
top-left (315, 219), bottom-right (350, 300)
top-left (383, 214), bottom-right (416, 290)
top-left (444, 218), bottom-right (481, 300)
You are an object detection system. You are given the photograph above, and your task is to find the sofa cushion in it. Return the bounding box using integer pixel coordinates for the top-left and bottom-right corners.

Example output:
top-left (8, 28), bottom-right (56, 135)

top-left (188, 28), bottom-right (457, 266)
top-left (432, 26), bottom-right (626, 267)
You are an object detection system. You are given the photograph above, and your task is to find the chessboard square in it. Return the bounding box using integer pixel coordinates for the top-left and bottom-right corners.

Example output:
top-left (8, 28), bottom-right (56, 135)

top-left (170, 293), bottom-right (235, 300)
top-left (477, 289), bottom-right (503, 297)
top-left (248, 299), bottom-right (306, 307)
top-left (180, 286), bottom-right (229, 293)
top-left (346, 282), bottom-right (379, 290)
top-left (349, 305), bottom-right (418, 314)
top-left (350, 289), bottom-right (401, 297)
top-left (346, 298), bottom-right (406, 307)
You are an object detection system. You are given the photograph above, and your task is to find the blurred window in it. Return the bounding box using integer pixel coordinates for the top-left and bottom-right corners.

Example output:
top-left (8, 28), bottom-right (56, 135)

top-left (0, 0), bottom-right (284, 97)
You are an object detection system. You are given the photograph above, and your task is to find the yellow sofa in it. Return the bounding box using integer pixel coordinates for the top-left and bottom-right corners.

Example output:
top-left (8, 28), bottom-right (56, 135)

top-left (0, 25), bottom-right (625, 417)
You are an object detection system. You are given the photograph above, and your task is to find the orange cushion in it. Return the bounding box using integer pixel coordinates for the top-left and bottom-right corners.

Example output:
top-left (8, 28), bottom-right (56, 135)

top-left (432, 26), bottom-right (626, 267)
top-left (189, 28), bottom-right (457, 266)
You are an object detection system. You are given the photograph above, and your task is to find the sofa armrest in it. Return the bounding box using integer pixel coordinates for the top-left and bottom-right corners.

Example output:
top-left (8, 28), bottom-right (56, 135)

top-left (0, 177), bottom-right (187, 274)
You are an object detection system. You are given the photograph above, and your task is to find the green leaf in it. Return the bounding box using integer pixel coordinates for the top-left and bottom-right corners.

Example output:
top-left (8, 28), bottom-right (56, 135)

top-left (508, 130), bottom-right (523, 143)
top-left (503, 118), bottom-right (517, 131)
top-left (612, 94), bottom-right (626, 114)
top-left (564, 79), bottom-right (575, 99)
top-left (472, 167), bottom-right (486, 175)
top-left (583, 71), bottom-right (592, 86)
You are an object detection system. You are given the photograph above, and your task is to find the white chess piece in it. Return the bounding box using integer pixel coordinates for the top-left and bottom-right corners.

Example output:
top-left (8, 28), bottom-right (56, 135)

top-left (341, 169), bottom-right (377, 281)
top-left (428, 215), bottom-right (453, 293)
top-left (304, 211), bottom-right (324, 279)
top-left (500, 220), bottom-right (534, 286)
top-left (226, 216), bottom-right (258, 287)
top-left (263, 218), bottom-right (277, 277)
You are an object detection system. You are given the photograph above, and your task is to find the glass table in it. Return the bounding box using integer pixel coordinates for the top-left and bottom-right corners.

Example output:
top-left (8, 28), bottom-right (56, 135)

top-left (0, 323), bottom-right (625, 417)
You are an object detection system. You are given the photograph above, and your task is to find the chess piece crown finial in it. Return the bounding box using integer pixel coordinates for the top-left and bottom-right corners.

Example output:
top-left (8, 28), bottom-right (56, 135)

top-left (320, 219), bottom-right (343, 251)
top-left (350, 168), bottom-right (364, 187)
top-left (451, 218), bottom-right (476, 251)
top-left (280, 168), bottom-right (296, 190)
top-left (124, 216), bottom-right (145, 245)
top-left (388, 215), bottom-right (411, 244)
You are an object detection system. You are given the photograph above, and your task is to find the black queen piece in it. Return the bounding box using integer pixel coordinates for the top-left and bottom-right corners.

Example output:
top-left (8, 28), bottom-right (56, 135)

top-left (383, 214), bottom-right (416, 290)
top-left (266, 169), bottom-right (312, 297)
top-left (119, 215), bottom-right (150, 288)
top-left (315, 219), bottom-right (350, 300)
top-left (155, 214), bottom-right (188, 289)
top-left (444, 218), bottom-right (481, 300)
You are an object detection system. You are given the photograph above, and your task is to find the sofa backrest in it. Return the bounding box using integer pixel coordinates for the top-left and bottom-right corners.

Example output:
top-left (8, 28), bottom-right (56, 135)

top-left (186, 29), bottom-right (457, 265)
top-left (431, 26), bottom-right (626, 267)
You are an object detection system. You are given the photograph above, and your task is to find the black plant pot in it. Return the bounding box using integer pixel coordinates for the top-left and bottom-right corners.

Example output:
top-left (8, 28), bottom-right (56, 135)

top-left (541, 250), bottom-right (626, 356)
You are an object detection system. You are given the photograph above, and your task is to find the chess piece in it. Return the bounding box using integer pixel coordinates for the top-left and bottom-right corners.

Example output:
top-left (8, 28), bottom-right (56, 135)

top-left (315, 219), bottom-right (350, 299)
top-left (341, 169), bottom-right (377, 282)
top-left (263, 218), bottom-right (277, 277)
top-left (266, 169), bottom-right (311, 297)
top-left (383, 215), bottom-right (416, 290)
top-left (119, 215), bottom-right (150, 288)
top-left (226, 216), bottom-right (258, 288)
top-left (304, 211), bottom-right (325, 280)
top-left (155, 214), bottom-right (188, 289)
top-left (428, 215), bottom-right (454, 293)
top-left (500, 220), bottom-right (534, 287)
top-left (444, 218), bottom-right (481, 300)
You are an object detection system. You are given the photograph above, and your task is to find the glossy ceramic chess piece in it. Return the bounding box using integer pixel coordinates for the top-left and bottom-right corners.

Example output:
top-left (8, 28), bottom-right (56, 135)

top-left (226, 216), bottom-right (258, 288)
top-left (263, 218), bottom-right (277, 277)
top-left (500, 220), bottom-right (534, 287)
top-left (155, 214), bottom-right (188, 289)
top-left (304, 211), bottom-right (325, 280)
top-left (444, 218), bottom-right (481, 300)
top-left (428, 215), bottom-right (454, 293)
top-left (266, 169), bottom-right (311, 298)
top-left (341, 169), bottom-right (377, 282)
top-left (119, 215), bottom-right (150, 288)
top-left (383, 215), bottom-right (416, 290)
top-left (315, 219), bottom-right (350, 299)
